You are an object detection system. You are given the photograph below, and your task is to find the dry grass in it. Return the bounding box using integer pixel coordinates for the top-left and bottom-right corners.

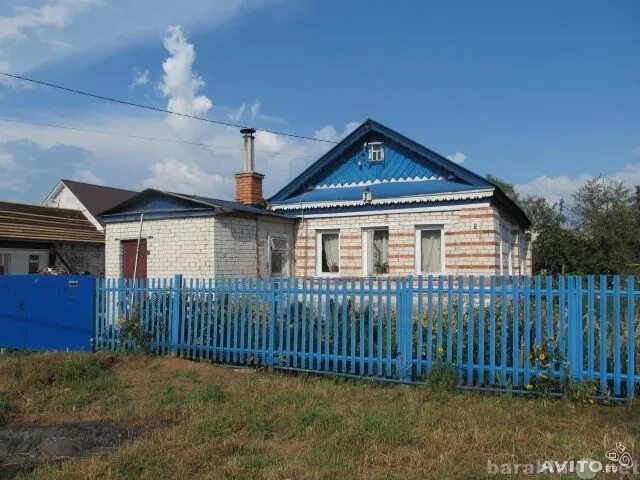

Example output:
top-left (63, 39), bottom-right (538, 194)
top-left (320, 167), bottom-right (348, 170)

top-left (0, 352), bottom-right (638, 479)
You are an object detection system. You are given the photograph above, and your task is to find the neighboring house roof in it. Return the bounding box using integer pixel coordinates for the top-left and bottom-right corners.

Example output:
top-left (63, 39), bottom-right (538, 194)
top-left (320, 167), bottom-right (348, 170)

top-left (0, 201), bottom-right (105, 244)
top-left (44, 179), bottom-right (137, 227)
top-left (270, 119), bottom-right (530, 227)
top-left (101, 189), bottom-right (294, 223)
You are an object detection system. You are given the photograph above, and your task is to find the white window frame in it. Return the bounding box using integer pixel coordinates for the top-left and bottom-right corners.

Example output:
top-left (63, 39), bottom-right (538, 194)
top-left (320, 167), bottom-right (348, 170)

top-left (0, 253), bottom-right (10, 275)
top-left (518, 231), bottom-right (526, 275)
top-left (268, 233), bottom-right (290, 277)
top-left (368, 142), bottom-right (384, 162)
top-left (415, 225), bottom-right (445, 276)
top-left (28, 254), bottom-right (42, 274)
top-left (500, 228), bottom-right (514, 276)
top-left (362, 226), bottom-right (390, 276)
top-left (316, 229), bottom-right (341, 277)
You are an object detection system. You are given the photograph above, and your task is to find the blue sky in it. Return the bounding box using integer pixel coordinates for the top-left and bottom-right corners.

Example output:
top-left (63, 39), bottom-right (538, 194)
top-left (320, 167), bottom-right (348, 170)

top-left (0, 0), bottom-right (638, 204)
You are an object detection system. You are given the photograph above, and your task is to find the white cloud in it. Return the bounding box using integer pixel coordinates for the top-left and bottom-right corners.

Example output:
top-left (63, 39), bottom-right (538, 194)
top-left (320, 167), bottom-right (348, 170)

top-left (0, 0), bottom-right (279, 74)
top-left (130, 67), bottom-right (149, 88)
top-left (228, 100), bottom-right (287, 124)
top-left (0, 19), bottom-right (357, 203)
top-left (516, 163), bottom-right (640, 204)
top-left (158, 25), bottom-right (212, 140)
top-left (0, 0), bottom-right (100, 44)
top-left (140, 158), bottom-right (231, 196)
top-left (0, 148), bottom-right (16, 170)
top-left (75, 168), bottom-right (104, 185)
top-left (446, 151), bottom-right (466, 164)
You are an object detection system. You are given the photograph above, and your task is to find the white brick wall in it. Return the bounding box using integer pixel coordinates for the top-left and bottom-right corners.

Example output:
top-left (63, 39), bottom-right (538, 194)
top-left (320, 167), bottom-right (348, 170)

top-left (45, 185), bottom-right (103, 230)
top-left (105, 216), bottom-right (215, 279)
top-left (213, 215), bottom-right (257, 277)
top-left (105, 214), bottom-right (295, 279)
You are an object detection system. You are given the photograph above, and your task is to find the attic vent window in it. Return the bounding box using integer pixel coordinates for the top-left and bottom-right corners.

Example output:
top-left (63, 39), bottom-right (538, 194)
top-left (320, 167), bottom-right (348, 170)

top-left (367, 142), bottom-right (384, 162)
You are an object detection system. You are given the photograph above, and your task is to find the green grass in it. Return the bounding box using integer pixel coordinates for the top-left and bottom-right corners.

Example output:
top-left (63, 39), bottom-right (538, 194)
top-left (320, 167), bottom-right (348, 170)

top-left (2, 353), bottom-right (639, 479)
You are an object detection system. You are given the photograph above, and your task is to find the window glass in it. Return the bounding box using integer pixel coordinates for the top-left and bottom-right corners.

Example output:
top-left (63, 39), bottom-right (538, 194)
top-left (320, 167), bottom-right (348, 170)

top-left (269, 236), bottom-right (289, 277)
top-left (369, 143), bottom-right (384, 162)
top-left (0, 254), bottom-right (10, 275)
top-left (420, 229), bottom-right (442, 273)
top-left (320, 233), bottom-right (340, 273)
top-left (28, 254), bottom-right (41, 274)
top-left (365, 229), bottom-right (389, 274)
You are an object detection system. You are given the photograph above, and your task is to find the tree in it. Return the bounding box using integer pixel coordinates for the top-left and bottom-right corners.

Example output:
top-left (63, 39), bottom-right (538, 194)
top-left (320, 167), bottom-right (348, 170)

top-left (570, 177), bottom-right (640, 274)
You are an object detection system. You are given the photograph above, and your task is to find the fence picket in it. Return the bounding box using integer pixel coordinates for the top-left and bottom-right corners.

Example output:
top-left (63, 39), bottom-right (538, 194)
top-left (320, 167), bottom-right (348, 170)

top-left (613, 276), bottom-right (622, 396)
top-left (627, 276), bottom-right (636, 399)
top-left (90, 274), bottom-right (638, 400)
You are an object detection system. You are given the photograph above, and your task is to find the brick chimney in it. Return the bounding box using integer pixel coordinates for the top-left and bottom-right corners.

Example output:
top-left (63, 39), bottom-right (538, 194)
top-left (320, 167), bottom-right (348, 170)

top-left (235, 128), bottom-right (265, 207)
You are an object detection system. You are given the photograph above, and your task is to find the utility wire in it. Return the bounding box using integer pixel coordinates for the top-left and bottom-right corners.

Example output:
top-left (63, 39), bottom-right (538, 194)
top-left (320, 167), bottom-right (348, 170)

top-left (0, 117), bottom-right (320, 159)
top-left (0, 71), bottom-right (339, 144)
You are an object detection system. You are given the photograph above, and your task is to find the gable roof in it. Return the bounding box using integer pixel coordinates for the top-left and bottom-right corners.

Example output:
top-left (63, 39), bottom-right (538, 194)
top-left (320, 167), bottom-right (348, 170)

top-left (44, 179), bottom-right (137, 226)
top-left (61, 179), bottom-right (137, 216)
top-left (0, 200), bottom-right (104, 244)
top-left (269, 119), bottom-right (530, 227)
top-left (101, 189), bottom-right (293, 222)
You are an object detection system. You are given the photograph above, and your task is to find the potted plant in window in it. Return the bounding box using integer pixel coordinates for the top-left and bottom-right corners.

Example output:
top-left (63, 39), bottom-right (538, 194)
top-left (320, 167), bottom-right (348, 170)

top-left (330, 263), bottom-right (339, 273)
top-left (374, 262), bottom-right (389, 274)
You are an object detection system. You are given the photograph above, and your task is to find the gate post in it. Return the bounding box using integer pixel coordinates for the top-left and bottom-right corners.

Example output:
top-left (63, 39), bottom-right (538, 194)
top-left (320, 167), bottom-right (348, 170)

top-left (170, 274), bottom-right (183, 356)
top-left (567, 276), bottom-right (582, 382)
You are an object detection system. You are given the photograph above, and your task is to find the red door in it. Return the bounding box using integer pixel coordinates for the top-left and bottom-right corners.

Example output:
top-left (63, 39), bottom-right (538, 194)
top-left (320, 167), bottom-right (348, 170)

top-left (122, 240), bottom-right (147, 279)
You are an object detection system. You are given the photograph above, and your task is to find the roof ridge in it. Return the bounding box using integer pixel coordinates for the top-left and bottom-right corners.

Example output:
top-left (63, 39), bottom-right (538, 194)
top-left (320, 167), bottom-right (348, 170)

top-left (61, 178), bottom-right (137, 194)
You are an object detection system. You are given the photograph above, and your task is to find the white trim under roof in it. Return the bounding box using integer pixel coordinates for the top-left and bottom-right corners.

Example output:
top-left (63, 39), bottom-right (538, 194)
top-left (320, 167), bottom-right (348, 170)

top-left (297, 203), bottom-right (491, 219)
top-left (271, 188), bottom-right (494, 211)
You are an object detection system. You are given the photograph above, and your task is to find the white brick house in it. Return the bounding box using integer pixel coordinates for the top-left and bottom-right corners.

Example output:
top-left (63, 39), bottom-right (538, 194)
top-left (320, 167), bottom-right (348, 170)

top-left (102, 120), bottom-right (531, 279)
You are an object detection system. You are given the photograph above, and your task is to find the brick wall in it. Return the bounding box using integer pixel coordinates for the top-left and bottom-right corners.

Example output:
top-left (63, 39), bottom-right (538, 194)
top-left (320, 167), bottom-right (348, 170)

top-left (54, 243), bottom-right (104, 275)
top-left (105, 216), bottom-right (215, 278)
top-left (294, 205), bottom-right (532, 277)
top-left (234, 172), bottom-right (265, 206)
top-left (213, 215), bottom-right (257, 277)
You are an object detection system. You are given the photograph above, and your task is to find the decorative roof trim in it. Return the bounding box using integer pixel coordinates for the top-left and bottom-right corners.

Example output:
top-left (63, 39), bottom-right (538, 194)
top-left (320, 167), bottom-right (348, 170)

top-left (314, 174), bottom-right (449, 189)
top-left (269, 119), bottom-right (493, 203)
top-left (271, 188), bottom-right (494, 211)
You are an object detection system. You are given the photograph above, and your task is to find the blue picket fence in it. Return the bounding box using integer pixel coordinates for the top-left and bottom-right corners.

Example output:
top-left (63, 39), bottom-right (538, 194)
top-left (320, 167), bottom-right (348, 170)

top-left (94, 275), bottom-right (639, 400)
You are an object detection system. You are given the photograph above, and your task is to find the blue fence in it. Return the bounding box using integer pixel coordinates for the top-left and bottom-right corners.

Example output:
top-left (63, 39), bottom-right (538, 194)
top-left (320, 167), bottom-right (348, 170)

top-left (95, 275), bottom-right (639, 400)
top-left (0, 275), bottom-right (95, 351)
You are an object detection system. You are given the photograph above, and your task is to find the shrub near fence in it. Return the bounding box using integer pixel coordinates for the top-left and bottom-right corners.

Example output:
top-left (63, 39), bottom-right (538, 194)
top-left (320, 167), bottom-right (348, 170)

top-left (95, 275), bottom-right (639, 400)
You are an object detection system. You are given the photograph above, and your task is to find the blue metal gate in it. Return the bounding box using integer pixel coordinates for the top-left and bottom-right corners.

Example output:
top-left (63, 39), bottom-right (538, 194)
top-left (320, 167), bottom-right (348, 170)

top-left (0, 275), bottom-right (94, 351)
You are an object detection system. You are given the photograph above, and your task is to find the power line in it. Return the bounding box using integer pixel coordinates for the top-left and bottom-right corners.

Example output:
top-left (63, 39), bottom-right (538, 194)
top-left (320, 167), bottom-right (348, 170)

top-left (0, 71), bottom-right (339, 144)
top-left (0, 117), bottom-right (320, 159)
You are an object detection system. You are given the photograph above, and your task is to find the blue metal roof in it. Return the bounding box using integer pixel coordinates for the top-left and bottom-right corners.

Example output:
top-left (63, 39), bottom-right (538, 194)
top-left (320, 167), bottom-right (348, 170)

top-left (277, 180), bottom-right (481, 205)
top-left (270, 119), bottom-right (494, 204)
top-left (101, 189), bottom-right (293, 223)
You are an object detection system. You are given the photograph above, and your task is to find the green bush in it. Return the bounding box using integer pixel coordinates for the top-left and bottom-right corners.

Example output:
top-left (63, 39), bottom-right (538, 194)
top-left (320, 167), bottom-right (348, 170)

top-left (424, 362), bottom-right (457, 393)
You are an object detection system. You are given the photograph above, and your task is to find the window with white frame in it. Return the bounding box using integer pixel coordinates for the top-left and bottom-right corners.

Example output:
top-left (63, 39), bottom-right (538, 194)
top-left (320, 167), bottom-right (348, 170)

top-left (0, 253), bottom-right (10, 275)
top-left (317, 230), bottom-right (340, 274)
top-left (368, 142), bottom-right (384, 162)
top-left (416, 226), bottom-right (444, 274)
top-left (268, 234), bottom-right (289, 277)
top-left (28, 254), bottom-right (41, 274)
top-left (363, 228), bottom-right (389, 275)
top-left (500, 228), bottom-right (514, 276)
